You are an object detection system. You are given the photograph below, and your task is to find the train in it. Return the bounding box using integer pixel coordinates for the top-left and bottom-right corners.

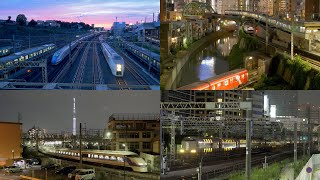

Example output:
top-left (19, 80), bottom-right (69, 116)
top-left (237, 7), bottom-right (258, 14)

top-left (41, 148), bottom-right (148, 173)
top-left (0, 46), bottom-right (13, 57)
top-left (180, 137), bottom-right (275, 154)
top-left (51, 33), bottom-right (95, 65)
top-left (100, 42), bottom-right (125, 77)
top-left (122, 41), bottom-right (160, 75)
top-left (177, 69), bottom-right (249, 90)
top-left (0, 44), bottom-right (56, 78)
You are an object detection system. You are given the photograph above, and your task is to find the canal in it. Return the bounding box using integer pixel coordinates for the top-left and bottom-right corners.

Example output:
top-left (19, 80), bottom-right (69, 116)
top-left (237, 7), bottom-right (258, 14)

top-left (174, 32), bottom-right (239, 88)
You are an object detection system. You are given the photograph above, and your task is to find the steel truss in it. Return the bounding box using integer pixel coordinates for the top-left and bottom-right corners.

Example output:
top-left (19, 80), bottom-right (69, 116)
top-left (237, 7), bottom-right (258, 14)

top-left (2, 60), bottom-right (48, 83)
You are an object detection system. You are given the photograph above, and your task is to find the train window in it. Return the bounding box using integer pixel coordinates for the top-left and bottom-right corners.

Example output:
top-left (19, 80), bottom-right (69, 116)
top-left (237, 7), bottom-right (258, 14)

top-left (104, 156), bottom-right (110, 160)
top-left (110, 156), bottom-right (116, 161)
top-left (217, 83), bottom-right (221, 87)
top-left (99, 155), bottom-right (104, 159)
top-left (224, 80), bottom-right (228, 86)
top-left (25, 55), bottom-right (28, 60)
top-left (117, 157), bottom-right (124, 162)
top-left (230, 78), bottom-right (233, 83)
top-left (94, 155), bottom-right (98, 158)
top-left (2, 50), bottom-right (5, 53)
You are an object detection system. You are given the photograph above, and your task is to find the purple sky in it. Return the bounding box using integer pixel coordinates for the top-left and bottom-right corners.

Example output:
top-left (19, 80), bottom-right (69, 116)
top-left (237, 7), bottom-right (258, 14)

top-left (0, 0), bottom-right (159, 29)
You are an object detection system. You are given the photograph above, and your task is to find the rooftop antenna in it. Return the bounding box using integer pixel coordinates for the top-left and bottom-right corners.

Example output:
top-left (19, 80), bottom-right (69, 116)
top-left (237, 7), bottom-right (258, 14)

top-left (153, 12), bottom-right (155, 22)
top-left (116, 16), bottom-right (118, 22)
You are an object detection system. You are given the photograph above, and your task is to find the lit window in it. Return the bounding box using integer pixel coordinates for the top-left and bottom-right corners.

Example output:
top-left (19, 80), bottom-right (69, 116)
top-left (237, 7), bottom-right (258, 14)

top-left (224, 80), bottom-right (228, 86)
top-left (217, 98), bottom-right (222, 102)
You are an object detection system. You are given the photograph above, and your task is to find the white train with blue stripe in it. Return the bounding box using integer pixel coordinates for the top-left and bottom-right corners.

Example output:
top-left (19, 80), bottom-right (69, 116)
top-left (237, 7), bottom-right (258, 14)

top-left (100, 42), bottom-right (124, 77)
top-left (51, 33), bottom-right (95, 65)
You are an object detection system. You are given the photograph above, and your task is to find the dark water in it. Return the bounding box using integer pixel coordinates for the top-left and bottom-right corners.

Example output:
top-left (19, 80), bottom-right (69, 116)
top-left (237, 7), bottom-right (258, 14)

top-left (174, 33), bottom-right (239, 88)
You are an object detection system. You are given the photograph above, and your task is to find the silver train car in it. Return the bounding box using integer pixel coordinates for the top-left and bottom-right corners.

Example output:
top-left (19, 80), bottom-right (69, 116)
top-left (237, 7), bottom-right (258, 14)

top-left (42, 148), bottom-right (148, 172)
top-left (123, 41), bottom-right (160, 74)
top-left (101, 42), bottom-right (124, 77)
top-left (0, 46), bottom-right (13, 57)
top-left (51, 33), bottom-right (95, 65)
top-left (0, 44), bottom-right (55, 78)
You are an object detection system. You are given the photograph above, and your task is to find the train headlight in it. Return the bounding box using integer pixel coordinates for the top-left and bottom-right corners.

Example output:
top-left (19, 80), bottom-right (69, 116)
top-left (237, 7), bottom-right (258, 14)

top-left (117, 64), bottom-right (122, 72)
top-left (190, 149), bottom-right (197, 153)
top-left (138, 162), bottom-right (147, 166)
top-left (179, 149), bottom-right (185, 153)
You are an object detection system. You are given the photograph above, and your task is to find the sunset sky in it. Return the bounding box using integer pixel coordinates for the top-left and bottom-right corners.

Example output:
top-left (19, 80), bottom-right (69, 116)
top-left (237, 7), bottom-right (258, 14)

top-left (0, 0), bottom-right (159, 29)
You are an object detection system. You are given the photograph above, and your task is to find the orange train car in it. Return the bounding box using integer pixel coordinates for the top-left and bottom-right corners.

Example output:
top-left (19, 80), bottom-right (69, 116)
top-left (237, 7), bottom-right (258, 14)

top-left (177, 69), bottom-right (249, 90)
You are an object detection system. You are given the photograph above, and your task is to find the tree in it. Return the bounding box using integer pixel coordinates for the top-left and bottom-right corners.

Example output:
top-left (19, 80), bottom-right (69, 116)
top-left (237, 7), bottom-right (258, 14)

top-left (16, 14), bottom-right (27, 26)
top-left (28, 19), bottom-right (37, 27)
top-left (6, 16), bottom-right (12, 23)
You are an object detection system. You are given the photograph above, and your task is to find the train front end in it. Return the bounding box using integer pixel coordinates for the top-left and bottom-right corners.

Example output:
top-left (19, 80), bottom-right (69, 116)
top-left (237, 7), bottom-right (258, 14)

top-left (126, 155), bottom-right (148, 172)
top-left (113, 55), bottom-right (124, 77)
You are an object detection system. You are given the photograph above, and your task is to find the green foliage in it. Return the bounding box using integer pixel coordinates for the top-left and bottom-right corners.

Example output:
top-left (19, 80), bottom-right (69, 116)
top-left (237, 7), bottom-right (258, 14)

top-left (230, 157), bottom-right (309, 180)
top-left (16, 14), bottom-right (27, 26)
top-left (313, 73), bottom-right (320, 89)
top-left (28, 19), bottom-right (37, 27)
top-left (253, 74), bottom-right (291, 90)
top-left (227, 44), bottom-right (244, 70)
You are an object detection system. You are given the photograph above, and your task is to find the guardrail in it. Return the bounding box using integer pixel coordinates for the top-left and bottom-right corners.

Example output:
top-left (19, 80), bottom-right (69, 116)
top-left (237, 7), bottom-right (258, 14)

top-left (20, 175), bottom-right (42, 180)
top-left (296, 153), bottom-right (320, 179)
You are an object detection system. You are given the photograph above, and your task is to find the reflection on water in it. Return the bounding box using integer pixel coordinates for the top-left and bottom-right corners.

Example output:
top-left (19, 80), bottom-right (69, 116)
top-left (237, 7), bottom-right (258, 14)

top-left (175, 33), bottom-right (239, 88)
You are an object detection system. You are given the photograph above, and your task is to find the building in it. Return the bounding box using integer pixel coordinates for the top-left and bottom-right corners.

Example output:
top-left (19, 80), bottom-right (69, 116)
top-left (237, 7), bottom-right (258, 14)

top-left (298, 103), bottom-right (320, 125)
top-left (107, 113), bottom-right (160, 153)
top-left (264, 90), bottom-right (298, 117)
top-left (0, 121), bottom-right (22, 166)
top-left (257, 0), bottom-right (274, 16)
top-left (111, 22), bottom-right (126, 36)
top-left (194, 91), bottom-right (244, 119)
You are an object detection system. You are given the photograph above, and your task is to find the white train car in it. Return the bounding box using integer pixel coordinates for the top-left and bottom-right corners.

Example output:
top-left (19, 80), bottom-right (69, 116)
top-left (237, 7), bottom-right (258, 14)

top-left (100, 42), bottom-right (124, 77)
top-left (44, 148), bottom-right (148, 172)
top-left (51, 33), bottom-right (95, 65)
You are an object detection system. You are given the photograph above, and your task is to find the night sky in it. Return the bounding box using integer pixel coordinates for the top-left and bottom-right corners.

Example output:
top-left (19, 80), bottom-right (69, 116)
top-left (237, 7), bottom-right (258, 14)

top-left (0, 91), bottom-right (160, 133)
top-left (0, 0), bottom-right (159, 29)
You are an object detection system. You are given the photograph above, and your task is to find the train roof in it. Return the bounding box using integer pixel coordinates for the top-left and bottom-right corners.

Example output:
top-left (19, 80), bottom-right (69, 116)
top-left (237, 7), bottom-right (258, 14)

top-left (101, 43), bottom-right (124, 64)
top-left (126, 42), bottom-right (159, 62)
top-left (0, 44), bottom-right (55, 63)
top-left (0, 46), bottom-right (13, 50)
top-left (57, 148), bottom-right (138, 156)
top-left (178, 69), bottom-right (248, 90)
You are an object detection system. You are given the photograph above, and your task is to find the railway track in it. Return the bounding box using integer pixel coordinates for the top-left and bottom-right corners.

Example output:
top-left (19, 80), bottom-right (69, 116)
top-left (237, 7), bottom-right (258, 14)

top-left (92, 42), bottom-right (104, 84)
top-left (116, 77), bottom-right (130, 90)
top-left (50, 42), bottom-right (86, 83)
top-left (72, 42), bottom-right (92, 85)
top-left (111, 44), bottom-right (159, 86)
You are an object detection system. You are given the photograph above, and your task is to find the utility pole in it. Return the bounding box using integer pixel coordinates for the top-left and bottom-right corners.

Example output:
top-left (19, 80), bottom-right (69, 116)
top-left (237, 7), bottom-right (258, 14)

top-left (307, 105), bottom-right (311, 156)
top-left (294, 122), bottom-right (297, 163)
top-left (80, 123), bottom-right (83, 168)
top-left (245, 98), bottom-right (252, 180)
top-left (29, 33), bottom-right (31, 49)
top-left (265, 4), bottom-right (268, 54)
top-left (291, 11), bottom-right (294, 60)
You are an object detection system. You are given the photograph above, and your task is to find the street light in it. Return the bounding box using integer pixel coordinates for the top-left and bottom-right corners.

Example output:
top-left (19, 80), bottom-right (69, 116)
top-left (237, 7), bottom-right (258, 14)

top-left (12, 149), bottom-right (14, 160)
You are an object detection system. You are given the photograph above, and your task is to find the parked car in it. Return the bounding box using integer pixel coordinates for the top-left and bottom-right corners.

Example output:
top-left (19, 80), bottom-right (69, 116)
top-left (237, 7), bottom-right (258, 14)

top-left (68, 169), bottom-right (80, 179)
top-left (4, 166), bottom-right (22, 173)
top-left (55, 166), bottom-right (77, 175)
top-left (41, 163), bottom-right (59, 170)
top-left (75, 169), bottom-right (95, 180)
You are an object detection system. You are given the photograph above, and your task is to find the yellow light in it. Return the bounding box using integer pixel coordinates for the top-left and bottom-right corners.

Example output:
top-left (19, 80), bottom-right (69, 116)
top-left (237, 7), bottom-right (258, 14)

top-left (190, 149), bottom-right (196, 153)
top-left (116, 64), bottom-right (122, 72)
top-left (180, 149), bottom-right (185, 153)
